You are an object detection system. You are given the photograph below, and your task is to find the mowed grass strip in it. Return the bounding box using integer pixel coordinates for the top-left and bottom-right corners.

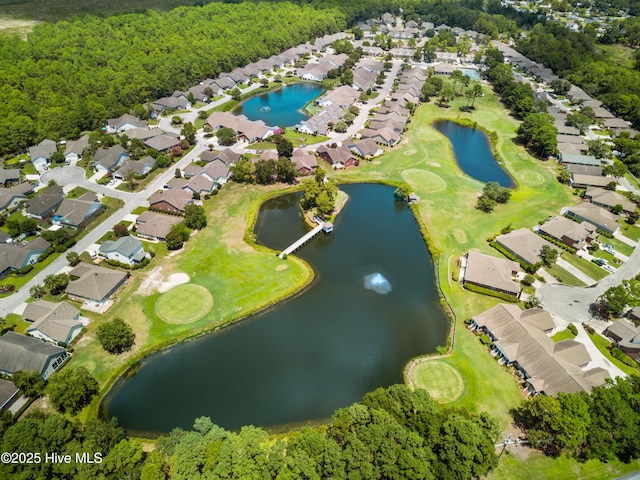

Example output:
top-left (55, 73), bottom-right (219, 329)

top-left (155, 284), bottom-right (213, 324)
top-left (412, 360), bottom-right (464, 403)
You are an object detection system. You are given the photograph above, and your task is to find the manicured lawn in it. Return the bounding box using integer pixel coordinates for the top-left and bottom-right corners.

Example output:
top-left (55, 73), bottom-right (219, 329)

top-left (605, 236), bottom-right (634, 257)
top-left (551, 327), bottom-right (577, 342)
top-left (251, 129), bottom-right (330, 150)
top-left (155, 284), bottom-right (213, 324)
top-left (412, 359), bottom-right (464, 403)
top-left (488, 451), bottom-right (640, 480)
top-left (593, 249), bottom-right (622, 266)
top-left (544, 264), bottom-right (587, 286)
top-left (0, 250), bottom-right (61, 292)
top-left (618, 220), bottom-right (640, 241)
top-left (587, 330), bottom-right (639, 377)
top-left (560, 251), bottom-right (608, 281)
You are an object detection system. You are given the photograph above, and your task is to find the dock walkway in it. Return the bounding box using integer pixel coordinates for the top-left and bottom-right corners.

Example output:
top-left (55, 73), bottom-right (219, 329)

top-left (278, 220), bottom-right (333, 258)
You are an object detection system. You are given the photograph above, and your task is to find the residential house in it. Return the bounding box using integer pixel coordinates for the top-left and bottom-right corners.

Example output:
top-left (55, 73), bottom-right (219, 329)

top-left (113, 156), bottom-right (156, 181)
top-left (0, 331), bottom-right (68, 380)
top-left (28, 139), bottom-right (57, 168)
top-left (470, 304), bottom-right (608, 396)
top-left (558, 142), bottom-right (589, 156)
top-left (99, 235), bottom-right (149, 266)
top-left (0, 182), bottom-right (33, 213)
top-left (152, 96), bottom-right (191, 112)
top-left (570, 173), bottom-right (613, 189)
top-left (23, 300), bottom-right (82, 345)
top-left (24, 184), bottom-right (65, 220)
top-left (143, 133), bottom-right (181, 153)
top-left (0, 237), bottom-right (51, 277)
top-left (149, 188), bottom-right (193, 215)
top-left (291, 149), bottom-right (318, 174)
top-left (94, 145), bottom-right (130, 172)
top-left (317, 145), bottom-right (357, 169)
top-left (105, 114), bottom-right (147, 134)
top-left (316, 85), bottom-right (360, 108)
top-left (348, 139), bottom-right (384, 158)
top-left (0, 168), bottom-right (21, 187)
top-left (169, 175), bottom-right (215, 197)
top-left (204, 112), bottom-right (275, 143)
top-left (433, 63), bottom-right (458, 75)
top-left (360, 127), bottom-right (401, 146)
top-left (0, 379), bottom-right (19, 411)
top-left (463, 251), bottom-right (521, 297)
top-left (65, 263), bottom-right (128, 305)
top-left (538, 216), bottom-right (596, 250)
top-left (563, 203), bottom-right (620, 235)
top-left (584, 187), bottom-right (636, 214)
top-left (352, 68), bottom-right (378, 91)
top-left (560, 153), bottom-right (600, 167)
top-left (53, 192), bottom-right (104, 229)
top-left (64, 134), bottom-right (90, 164)
top-left (566, 164), bottom-right (603, 177)
top-left (495, 228), bottom-right (559, 268)
top-left (603, 319), bottom-right (640, 361)
top-left (200, 148), bottom-right (241, 165)
top-left (135, 211), bottom-right (183, 241)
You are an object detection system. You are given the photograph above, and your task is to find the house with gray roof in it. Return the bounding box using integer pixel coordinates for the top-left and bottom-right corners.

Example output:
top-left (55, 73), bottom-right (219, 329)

top-left (0, 237), bottom-right (51, 277)
top-left (200, 148), bottom-right (241, 165)
top-left (99, 235), bottom-right (148, 266)
top-left (152, 96), bottom-right (191, 112)
top-left (135, 211), bottom-right (183, 242)
top-left (560, 153), bottom-right (600, 167)
top-left (538, 215), bottom-right (596, 250)
top-left (0, 168), bottom-right (21, 187)
top-left (585, 187), bottom-right (636, 214)
top-left (66, 263), bottom-right (128, 305)
top-left (64, 134), bottom-right (90, 164)
top-left (563, 203), bottom-right (620, 235)
top-left (53, 192), bottom-right (104, 229)
top-left (470, 304), bottom-right (608, 396)
top-left (94, 145), bottom-right (129, 172)
top-left (0, 331), bottom-right (68, 380)
top-left (0, 182), bottom-right (32, 213)
top-left (113, 156), bottom-right (155, 181)
top-left (495, 228), bottom-right (558, 268)
top-left (570, 173), bottom-right (612, 189)
top-left (463, 251), bottom-right (521, 297)
top-left (0, 379), bottom-right (19, 410)
top-left (28, 139), bottom-right (57, 168)
top-left (24, 184), bottom-right (64, 220)
top-left (143, 133), bottom-right (181, 152)
top-left (106, 114), bottom-right (147, 133)
top-left (24, 300), bottom-right (82, 345)
top-left (603, 319), bottom-right (640, 361)
top-left (348, 139), bottom-right (384, 158)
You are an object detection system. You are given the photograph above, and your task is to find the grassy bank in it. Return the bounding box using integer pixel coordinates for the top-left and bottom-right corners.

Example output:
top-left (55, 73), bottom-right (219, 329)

top-left (71, 183), bottom-right (313, 419)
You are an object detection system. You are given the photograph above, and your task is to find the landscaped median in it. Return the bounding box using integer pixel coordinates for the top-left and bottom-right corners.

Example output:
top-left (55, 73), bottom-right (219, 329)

top-left (70, 182), bottom-right (314, 421)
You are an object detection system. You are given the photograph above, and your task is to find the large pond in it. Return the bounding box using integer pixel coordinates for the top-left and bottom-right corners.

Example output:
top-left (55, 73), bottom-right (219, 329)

top-left (433, 120), bottom-right (515, 188)
top-left (102, 184), bottom-right (449, 435)
top-left (234, 83), bottom-right (324, 127)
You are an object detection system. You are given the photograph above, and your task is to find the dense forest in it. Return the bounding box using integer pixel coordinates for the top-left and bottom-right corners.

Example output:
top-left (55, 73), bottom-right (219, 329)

top-left (0, 1), bottom-right (346, 155)
top-left (0, 385), bottom-right (501, 480)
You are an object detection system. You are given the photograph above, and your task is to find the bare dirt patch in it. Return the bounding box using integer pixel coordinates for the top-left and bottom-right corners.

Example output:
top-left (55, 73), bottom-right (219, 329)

top-left (137, 267), bottom-right (190, 295)
top-left (429, 162), bottom-right (441, 168)
top-left (275, 264), bottom-right (288, 271)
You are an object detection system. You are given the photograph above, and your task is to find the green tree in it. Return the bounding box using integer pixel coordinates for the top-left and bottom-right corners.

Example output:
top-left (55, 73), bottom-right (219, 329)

top-left (557, 168), bottom-right (571, 184)
top-left (29, 284), bottom-right (46, 299)
top-left (97, 317), bottom-right (135, 354)
top-left (230, 157), bottom-right (254, 183)
top-left (539, 244), bottom-right (559, 266)
top-left (11, 371), bottom-right (44, 398)
top-left (598, 279), bottom-right (640, 316)
top-left (184, 204), bottom-right (207, 230)
top-left (517, 113), bottom-right (558, 158)
top-left (181, 122), bottom-right (196, 145)
top-left (66, 251), bottom-right (80, 266)
top-left (340, 68), bottom-right (354, 86)
top-left (274, 135), bottom-right (293, 159)
top-left (254, 159), bottom-right (277, 184)
top-left (166, 222), bottom-right (190, 250)
top-left (315, 190), bottom-right (334, 216)
top-left (216, 127), bottom-right (236, 146)
top-left (230, 88), bottom-right (241, 101)
top-left (43, 273), bottom-right (69, 295)
top-left (333, 121), bottom-right (348, 133)
top-left (46, 366), bottom-right (99, 415)
top-left (276, 157), bottom-right (296, 183)
top-left (476, 194), bottom-right (496, 212)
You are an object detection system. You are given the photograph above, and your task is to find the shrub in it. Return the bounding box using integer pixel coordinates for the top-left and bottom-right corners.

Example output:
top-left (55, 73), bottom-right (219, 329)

top-left (463, 282), bottom-right (519, 302)
top-left (567, 323), bottom-right (578, 335)
top-left (480, 334), bottom-right (492, 345)
top-left (521, 274), bottom-right (535, 286)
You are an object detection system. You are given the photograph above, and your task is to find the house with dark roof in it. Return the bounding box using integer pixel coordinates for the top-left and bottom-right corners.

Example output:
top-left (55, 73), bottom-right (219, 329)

top-left (0, 331), bottom-right (68, 380)
top-left (0, 168), bottom-right (21, 187)
top-left (149, 188), bottom-right (193, 215)
top-left (143, 133), bottom-right (181, 152)
top-left (23, 300), bottom-right (82, 345)
top-left (317, 145), bottom-right (357, 169)
top-left (135, 211), bottom-right (183, 241)
top-left (66, 263), bottom-right (128, 305)
top-left (0, 182), bottom-right (32, 213)
top-left (585, 187), bottom-right (636, 215)
top-left (0, 379), bottom-right (19, 411)
top-left (0, 237), bottom-right (51, 277)
top-left (53, 192), bottom-right (104, 229)
top-left (152, 96), bottom-right (191, 112)
top-left (495, 228), bottom-right (559, 268)
top-left (200, 148), bottom-right (242, 165)
top-left (99, 235), bottom-right (148, 266)
top-left (463, 251), bottom-right (521, 297)
top-left (24, 184), bottom-right (64, 221)
top-left (291, 149), bottom-right (318, 175)
top-left (538, 216), bottom-right (596, 250)
top-left (94, 145), bottom-right (130, 172)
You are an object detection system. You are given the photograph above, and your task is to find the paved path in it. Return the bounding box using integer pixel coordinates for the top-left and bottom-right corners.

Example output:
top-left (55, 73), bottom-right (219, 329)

top-left (556, 257), bottom-right (596, 285)
top-left (574, 323), bottom-right (627, 378)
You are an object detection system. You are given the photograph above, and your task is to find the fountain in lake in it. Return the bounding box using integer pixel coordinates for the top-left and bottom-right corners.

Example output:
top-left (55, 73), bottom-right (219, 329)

top-left (364, 273), bottom-right (392, 295)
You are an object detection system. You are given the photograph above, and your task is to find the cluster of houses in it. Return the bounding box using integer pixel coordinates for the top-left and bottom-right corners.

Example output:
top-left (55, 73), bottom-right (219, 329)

top-left (470, 303), bottom-right (610, 396)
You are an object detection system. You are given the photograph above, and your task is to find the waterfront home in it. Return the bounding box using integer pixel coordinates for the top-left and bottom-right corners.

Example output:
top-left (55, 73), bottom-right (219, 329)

top-left (0, 331), bottom-right (68, 380)
top-left (563, 203), bottom-right (620, 235)
top-left (538, 216), bottom-right (596, 250)
top-left (317, 145), bottom-right (357, 169)
top-left (463, 251), bottom-right (521, 298)
top-left (135, 211), bottom-right (183, 242)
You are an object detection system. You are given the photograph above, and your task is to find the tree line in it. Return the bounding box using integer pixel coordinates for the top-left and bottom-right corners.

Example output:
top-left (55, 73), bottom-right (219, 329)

top-left (0, 384), bottom-right (500, 479)
top-left (0, 1), bottom-right (346, 155)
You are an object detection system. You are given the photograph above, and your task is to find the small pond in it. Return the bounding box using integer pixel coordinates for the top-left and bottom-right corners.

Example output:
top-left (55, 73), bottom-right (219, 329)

top-left (102, 184), bottom-right (449, 435)
top-left (233, 83), bottom-right (324, 127)
top-left (433, 120), bottom-right (515, 188)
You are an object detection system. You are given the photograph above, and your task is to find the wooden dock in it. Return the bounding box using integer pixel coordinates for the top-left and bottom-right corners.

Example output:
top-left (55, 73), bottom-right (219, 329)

top-left (278, 221), bottom-right (332, 258)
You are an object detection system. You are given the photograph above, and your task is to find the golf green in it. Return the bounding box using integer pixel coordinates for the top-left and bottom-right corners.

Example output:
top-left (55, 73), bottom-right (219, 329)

top-left (156, 284), bottom-right (213, 324)
top-left (412, 360), bottom-right (464, 403)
